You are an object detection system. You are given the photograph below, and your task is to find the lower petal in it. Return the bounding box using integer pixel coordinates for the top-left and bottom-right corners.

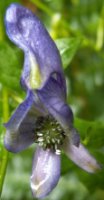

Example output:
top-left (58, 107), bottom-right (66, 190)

top-left (63, 137), bottom-right (101, 173)
top-left (30, 147), bottom-right (60, 199)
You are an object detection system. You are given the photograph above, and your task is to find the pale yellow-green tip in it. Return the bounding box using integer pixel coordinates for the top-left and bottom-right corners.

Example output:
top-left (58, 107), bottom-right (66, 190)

top-left (29, 52), bottom-right (42, 89)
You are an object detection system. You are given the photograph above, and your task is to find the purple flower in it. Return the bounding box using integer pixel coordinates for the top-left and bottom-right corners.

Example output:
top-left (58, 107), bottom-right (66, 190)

top-left (4, 4), bottom-right (100, 199)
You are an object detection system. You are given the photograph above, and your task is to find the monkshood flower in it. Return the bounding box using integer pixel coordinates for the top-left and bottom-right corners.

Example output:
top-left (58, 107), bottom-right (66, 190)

top-left (4, 3), bottom-right (100, 199)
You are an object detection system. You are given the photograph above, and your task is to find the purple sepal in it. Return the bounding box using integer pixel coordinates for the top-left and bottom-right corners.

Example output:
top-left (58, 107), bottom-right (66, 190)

top-left (63, 136), bottom-right (101, 173)
top-left (5, 3), bottom-right (66, 91)
top-left (37, 77), bottom-right (73, 131)
top-left (30, 147), bottom-right (60, 199)
top-left (4, 91), bottom-right (44, 153)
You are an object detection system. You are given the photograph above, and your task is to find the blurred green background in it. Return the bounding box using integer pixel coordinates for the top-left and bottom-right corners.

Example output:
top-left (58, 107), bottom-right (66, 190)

top-left (0, 0), bottom-right (104, 200)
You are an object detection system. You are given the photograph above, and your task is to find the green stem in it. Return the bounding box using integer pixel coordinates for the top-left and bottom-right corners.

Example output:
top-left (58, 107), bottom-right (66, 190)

top-left (0, 14), bottom-right (4, 41)
top-left (30, 0), bottom-right (53, 16)
top-left (0, 88), bottom-right (9, 197)
top-left (0, 1), bottom-right (5, 41)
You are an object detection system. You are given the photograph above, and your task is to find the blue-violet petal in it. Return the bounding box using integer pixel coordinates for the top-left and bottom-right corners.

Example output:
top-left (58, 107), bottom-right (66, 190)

top-left (5, 3), bottom-right (66, 91)
top-left (30, 147), bottom-right (60, 199)
top-left (63, 137), bottom-right (101, 173)
top-left (37, 77), bottom-right (73, 132)
top-left (4, 92), bottom-right (42, 152)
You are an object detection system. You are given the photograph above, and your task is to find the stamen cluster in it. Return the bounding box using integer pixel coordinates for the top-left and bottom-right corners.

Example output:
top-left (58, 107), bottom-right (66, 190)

top-left (35, 116), bottom-right (65, 154)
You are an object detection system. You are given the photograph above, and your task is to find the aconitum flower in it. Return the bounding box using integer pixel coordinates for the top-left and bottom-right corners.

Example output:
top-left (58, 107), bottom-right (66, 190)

top-left (4, 3), bottom-right (100, 199)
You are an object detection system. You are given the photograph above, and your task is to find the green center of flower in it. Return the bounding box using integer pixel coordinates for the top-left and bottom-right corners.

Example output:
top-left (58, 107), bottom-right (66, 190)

top-left (35, 116), bottom-right (65, 154)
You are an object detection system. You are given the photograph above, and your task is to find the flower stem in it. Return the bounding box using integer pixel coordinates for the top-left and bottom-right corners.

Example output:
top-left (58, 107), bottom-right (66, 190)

top-left (0, 1), bottom-right (5, 41)
top-left (30, 0), bottom-right (53, 16)
top-left (0, 88), bottom-right (9, 197)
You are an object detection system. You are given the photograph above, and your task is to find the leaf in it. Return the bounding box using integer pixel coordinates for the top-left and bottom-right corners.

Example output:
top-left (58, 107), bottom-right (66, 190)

top-left (0, 42), bottom-right (23, 91)
top-left (74, 118), bottom-right (104, 152)
top-left (55, 37), bottom-right (81, 69)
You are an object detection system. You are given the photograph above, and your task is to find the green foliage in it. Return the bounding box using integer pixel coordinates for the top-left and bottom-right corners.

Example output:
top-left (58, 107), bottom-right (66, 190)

top-left (0, 42), bottom-right (23, 90)
top-left (55, 37), bottom-right (81, 69)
